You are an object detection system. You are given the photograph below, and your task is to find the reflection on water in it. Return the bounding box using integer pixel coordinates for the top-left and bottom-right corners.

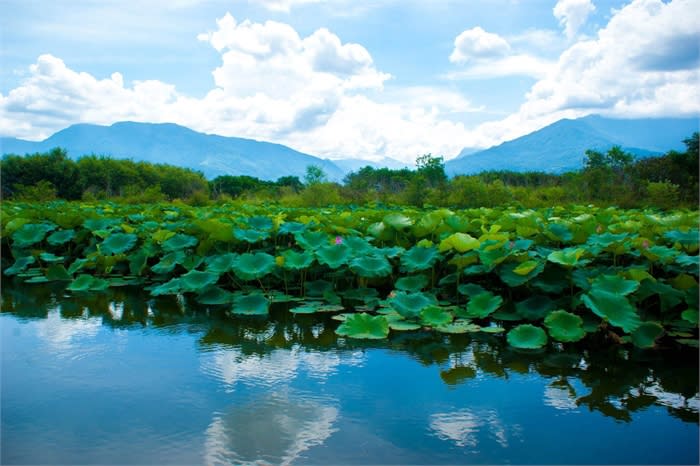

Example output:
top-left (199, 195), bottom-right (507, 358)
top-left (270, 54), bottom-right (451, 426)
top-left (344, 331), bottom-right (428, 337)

top-left (1, 281), bottom-right (699, 465)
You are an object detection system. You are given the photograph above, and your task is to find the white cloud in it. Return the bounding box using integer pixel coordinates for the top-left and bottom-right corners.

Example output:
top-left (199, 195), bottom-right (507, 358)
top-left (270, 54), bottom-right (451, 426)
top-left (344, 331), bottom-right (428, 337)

top-left (553, 0), bottom-right (596, 40)
top-left (450, 27), bottom-right (511, 64)
top-left (249, 0), bottom-right (325, 13)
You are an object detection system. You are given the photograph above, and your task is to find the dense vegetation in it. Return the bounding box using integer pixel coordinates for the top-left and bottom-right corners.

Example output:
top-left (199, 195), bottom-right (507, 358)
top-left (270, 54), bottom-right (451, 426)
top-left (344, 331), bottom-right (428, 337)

top-left (2, 201), bottom-right (697, 349)
top-left (1, 133), bottom-right (697, 209)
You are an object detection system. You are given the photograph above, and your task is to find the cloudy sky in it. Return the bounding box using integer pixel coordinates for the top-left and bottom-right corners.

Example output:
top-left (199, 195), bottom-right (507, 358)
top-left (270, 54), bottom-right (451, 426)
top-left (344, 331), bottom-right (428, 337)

top-left (1, 0), bottom-right (698, 162)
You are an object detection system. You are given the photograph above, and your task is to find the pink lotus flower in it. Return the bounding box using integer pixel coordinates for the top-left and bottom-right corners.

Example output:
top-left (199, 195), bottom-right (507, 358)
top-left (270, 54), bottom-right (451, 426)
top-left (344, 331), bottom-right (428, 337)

top-left (596, 224), bottom-right (603, 233)
top-left (642, 239), bottom-right (650, 249)
top-left (335, 236), bottom-right (343, 245)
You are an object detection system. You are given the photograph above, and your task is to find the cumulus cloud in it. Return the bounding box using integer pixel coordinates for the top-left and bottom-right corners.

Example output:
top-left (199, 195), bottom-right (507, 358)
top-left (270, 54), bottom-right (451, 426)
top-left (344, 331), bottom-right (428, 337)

top-left (449, 27), bottom-right (511, 63)
top-left (249, 0), bottom-right (325, 13)
top-left (553, 0), bottom-right (596, 40)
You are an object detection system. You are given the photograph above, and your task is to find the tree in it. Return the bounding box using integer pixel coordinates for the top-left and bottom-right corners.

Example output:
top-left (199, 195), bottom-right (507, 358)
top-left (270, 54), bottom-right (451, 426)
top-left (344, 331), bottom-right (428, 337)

top-left (415, 153), bottom-right (447, 188)
top-left (304, 165), bottom-right (327, 185)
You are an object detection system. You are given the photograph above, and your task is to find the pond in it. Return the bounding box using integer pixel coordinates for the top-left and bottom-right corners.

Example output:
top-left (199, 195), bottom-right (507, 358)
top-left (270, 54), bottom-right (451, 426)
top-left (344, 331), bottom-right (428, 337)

top-left (2, 282), bottom-right (698, 465)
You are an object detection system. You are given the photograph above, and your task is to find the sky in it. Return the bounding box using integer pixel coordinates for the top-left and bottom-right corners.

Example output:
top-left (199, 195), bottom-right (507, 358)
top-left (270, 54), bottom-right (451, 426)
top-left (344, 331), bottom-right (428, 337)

top-left (1, 0), bottom-right (698, 163)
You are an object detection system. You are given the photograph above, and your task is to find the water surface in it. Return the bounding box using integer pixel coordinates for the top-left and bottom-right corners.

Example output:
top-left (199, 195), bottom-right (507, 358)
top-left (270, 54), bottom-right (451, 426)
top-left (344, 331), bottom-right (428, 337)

top-left (2, 282), bottom-right (698, 464)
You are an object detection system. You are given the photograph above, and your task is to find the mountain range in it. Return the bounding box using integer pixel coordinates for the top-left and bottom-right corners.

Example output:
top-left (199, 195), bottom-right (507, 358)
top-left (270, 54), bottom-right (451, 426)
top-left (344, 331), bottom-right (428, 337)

top-left (1, 115), bottom-right (697, 179)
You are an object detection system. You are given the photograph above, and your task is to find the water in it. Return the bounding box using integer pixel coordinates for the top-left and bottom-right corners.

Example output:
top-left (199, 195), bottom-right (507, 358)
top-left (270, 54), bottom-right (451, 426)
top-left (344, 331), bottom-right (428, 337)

top-left (2, 282), bottom-right (698, 465)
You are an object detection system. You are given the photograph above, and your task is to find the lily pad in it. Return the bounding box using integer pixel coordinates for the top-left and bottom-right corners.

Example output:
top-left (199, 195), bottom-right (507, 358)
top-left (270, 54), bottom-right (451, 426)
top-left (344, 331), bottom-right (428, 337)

top-left (100, 233), bottom-right (138, 255)
top-left (544, 310), bottom-right (586, 342)
top-left (463, 292), bottom-right (503, 319)
top-left (631, 322), bottom-right (664, 349)
top-left (436, 320), bottom-right (481, 334)
top-left (507, 324), bottom-right (548, 349)
top-left (388, 321), bottom-right (422, 331)
top-left (389, 291), bottom-right (438, 320)
top-left (231, 293), bottom-right (270, 315)
top-left (581, 289), bottom-right (641, 333)
top-left (420, 306), bottom-right (453, 327)
top-left (401, 246), bottom-right (440, 272)
top-left (233, 252), bottom-right (276, 281)
top-left (335, 313), bottom-right (389, 339)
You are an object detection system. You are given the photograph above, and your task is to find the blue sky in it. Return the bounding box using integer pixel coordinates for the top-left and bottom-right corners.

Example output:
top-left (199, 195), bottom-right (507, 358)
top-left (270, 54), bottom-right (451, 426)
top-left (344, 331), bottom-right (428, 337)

top-left (1, 0), bottom-right (698, 162)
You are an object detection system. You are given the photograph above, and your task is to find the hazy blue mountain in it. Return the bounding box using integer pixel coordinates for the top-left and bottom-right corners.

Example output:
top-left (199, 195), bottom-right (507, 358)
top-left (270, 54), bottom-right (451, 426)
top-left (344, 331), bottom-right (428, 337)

top-left (446, 115), bottom-right (698, 175)
top-left (0, 122), bottom-right (345, 181)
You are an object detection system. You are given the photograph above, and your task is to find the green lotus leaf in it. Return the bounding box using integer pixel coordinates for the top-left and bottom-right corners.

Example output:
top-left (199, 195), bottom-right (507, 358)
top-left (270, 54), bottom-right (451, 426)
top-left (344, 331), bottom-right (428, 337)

top-left (281, 249), bottom-right (315, 270)
top-left (436, 320), bottom-right (481, 334)
top-left (83, 218), bottom-right (118, 232)
top-left (196, 286), bottom-right (234, 305)
top-left (507, 324), bottom-right (548, 349)
top-left (637, 280), bottom-right (685, 311)
top-left (233, 252), bottom-right (276, 281)
top-left (233, 228), bottom-right (269, 243)
top-left (367, 221), bottom-right (391, 241)
top-left (294, 230), bottom-right (329, 250)
top-left (676, 253), bottom-right (700, 270)
top-left (444, 215), bottom-right (471, 233)
top-left (343, 236), bottom-right (374, 255)
top-left (180, 270), bottom-right (220, 292)
top-left (681, 308), bottom-right (699, 324)
top-left (67, 258), bottom-right (89, 275)
top-left (150, 278), bottom-right (182, 295)
top-left (388, 320), bottom-right (422, 331)
top-left (448, 252), bottom-right (479, 269)
top-left (25, 275), bottom-right (50, 283)
top-left (278, 221), bottom-right (306, 235)
top-left (231, 293), bottom-right (270, 315)
top-left (675, 338), bottom-right (699, 348)
top-left (100, 233), bottom-right (138, 255)
top-left (478, 246), bottom-right (511, 271)
top-left (439, 232), bottom-right (480, 253)
top-left (3, 217), bottom-right (32, 235)
top-left (316, 243), bottom-right (351, 269)
top-left (290, 301), bottom-right (344, 314)
top-left (335, 313), bottom-right (389, 339)
top-left (413, 211), bottom-right (443, 236)
top-left (39, 252), bottom-right (64, 263)
top-left (664, 229), bottom-right (699, 248)
top-left (440, 366), bottom-right (477, 385)
top-left (246, 216), bottom-right (273, 231)
top-left (544, 310), bottom-right (586, 342)
top-left (341, 287), bottom-right (379, 302)
top-left (349, 254), bottom-right (392, 278)
top-left (642, 245), bottom-right (679, 263)
top-left (457, 283), bottom-right (486, 297)
top-left (515, 295), bottom-right (556, 321)
top-left (547, 223), bottom-right (573, 242)
top-left (45, 264), bottom-right (72, 281)
top-left (498, 260), bottom-right (545, 287)
top-left (303, 279), bottom-right (333, 297)
top-left (394, 274), bottom-right (429, 292)
top-left (581, 289), bottom-right (641, 333)
top-left (46, 229), bottom-right (75, 246)
top-left (182, 255), bottom-right (204, 272)
top-left (4, 256), bottom-right (36, 275)
top-left (400, 246), bottom-right (440, 272)
top-left (389, 291), bottom-right (438, 320)
top-left (463, 292), bottom-right (503, 319)
top-left (630, 321), bottom-right (664, 348)
top-left (205, 253), bottom-right (238, 274)
top-left (586, 232), bottom-right (629, 249)
top-left (151, 251), bottom-right (186, 274)
top-left (67, 274), bottom-right (97, 292)
top-left (383, 213), bottom-right (413, 230)
top-left (420, 306), bottom-right (453, 327)
top-left (127, 250), bottom-right (148, 276)
top-left (547, 247), bottom-right (587, 267)
top-left (12, 223), bottom-right (56, 247)
top-left (480, 326), bottom-right (506, 333)
top-left (162, 233), bottom-right (198, 251)
top-left (591, 274), bottom-right (640, 296)
top-left (152, 229), bottom-right (177, 243)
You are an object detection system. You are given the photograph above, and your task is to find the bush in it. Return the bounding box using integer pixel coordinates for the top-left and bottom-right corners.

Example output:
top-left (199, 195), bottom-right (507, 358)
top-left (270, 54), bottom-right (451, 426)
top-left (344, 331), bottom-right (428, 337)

top-left (12, 181), bottom-right (57, 201)
top-left (646, 181), bottom-right (680, 210)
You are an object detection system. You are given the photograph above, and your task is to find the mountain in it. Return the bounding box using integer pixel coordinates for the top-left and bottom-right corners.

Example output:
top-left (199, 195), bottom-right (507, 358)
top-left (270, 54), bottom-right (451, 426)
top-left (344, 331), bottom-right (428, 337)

top-left (446, 115), bottom-right (698, 175)
top-left (0, 122), bottom-right (345, 181)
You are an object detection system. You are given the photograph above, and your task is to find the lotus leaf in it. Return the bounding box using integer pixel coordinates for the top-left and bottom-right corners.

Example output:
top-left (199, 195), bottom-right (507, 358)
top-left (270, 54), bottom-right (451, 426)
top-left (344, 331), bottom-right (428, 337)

top-left (39, 252), bottom-right (64, 263)
top-left (420, 306), bottom-right (453, 327)
top-left (590, 274), bottom-right (640, 296)
top-left (278, 221), bottom-right (306, 235)
top-left (343, 236), bottom-right (374, 255)
top-left (152, 229), bottom-right (177, 243)
top-left (394, 274), bottom-right (429, 292)
top-left (234, 228), bottom-right (269, 243)
top-left (180, 270), bottom-right (220, 292)
top-left (335, 313), bottom-right (389, 339)
top-left (436, 320), bottom-right (481, 334)
top-left (4, 256), bottom-right (36, 275)
top-left (544, 310), bottom-right (586, 342)
top-left (290, 302), bottom-right (344, 314)
top-left (182, 255), bottom-right (204, 271)
top-left (281, 249), bottom-right (315, 270)
top-left (681, 308), bottom-right (699, 324)
top-left (448, 252), bottom-right (479, 269)
top-left (664, 229), bottom-right (699, 248)
top-left (294, 230), bottom-right (328, 250)
top-left (630, 321), bottom-right (664, 348)
top-left (233, 252), bottom-right (276, 281)
top-left (246, 216), bottom-right (273, 231)
top-left (547, 223), bottom-right (573, 242)
top-left (12, 223), bottom-right (56, 247)
top-left (438, 233), bottom-right (480, 253)
top-left (303, 280), bottom-right (333, 297)
top-left (507, 324), bottom-right (548, 349)
top-left (316, 244), bottom-right (351, 268)
top-left (196, 286), bottom-right (234, 305)
top-left (25, 275), bottom-right (50, 283)
top-left (457, 283), bottom-right (486, 297)
top-left (547, 248), bottom-right (587, 267)
top-left (498, 260), bottom-right (544, 287)
top-left (440, 366), bottom-right (477, 385)
top-left (480, 326), bottom-right (506, 333)
top-left (150, 278), bottom-right (182, 295)
top-left (400, 246), bottom-right (440, 272)
top-left (349, 255), bottom-right (392, 278)
top-left (67, 274), bottom-right (108, 292)
top-left (367, 221), bottom-right (390, 240)
top-left (206, 253), bottom-right (238, 274)
top-left (515, 295), bottom-right (556, 321)
top-left (151, 251), bottom-right (186, 274)
top-left (463, 292), bottom-right (503, 319)
top-left (637, 280), bottom-right (684, 311)
top-left (389, 291), bottom-right (438, 319)
top-left (383, 213), bottom-right (413, 230)
top-left (478, 246), bottom-right (511, 271)
top-left (83, 218), bottom-right (117, 231)
top-left (100, 233), bottom-right (138, 255)
top-left (47, 229), bottom-right (75, 246)
top-left (231, 293), bottom-right (270, 315)
top-left (581, 289), bottom-right (641, 333)
top-left (341, 287), bottom-right (379, 302)
top-left (162, 234), bottom-right (198, 251)
top-left (642, 245), bottom-right (679, 263)
top-left (670, 274), bottom-right (698, 290)
top-left (676, 254), bottom-right (700, 270)
top-left (45, 264), bottom-right (72, 281)
top-left (388, 321), bottom-right (422, 331)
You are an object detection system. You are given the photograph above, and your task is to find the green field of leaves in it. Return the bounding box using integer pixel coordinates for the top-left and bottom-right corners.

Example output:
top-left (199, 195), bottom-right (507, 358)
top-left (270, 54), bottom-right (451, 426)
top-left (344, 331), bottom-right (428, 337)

top-left (2, 201), bottom-right (698, 349)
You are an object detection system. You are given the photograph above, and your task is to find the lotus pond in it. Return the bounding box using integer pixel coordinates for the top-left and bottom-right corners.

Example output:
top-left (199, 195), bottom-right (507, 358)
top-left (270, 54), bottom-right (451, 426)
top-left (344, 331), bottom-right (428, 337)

top-left (2, 282), bottom-right (699, 465)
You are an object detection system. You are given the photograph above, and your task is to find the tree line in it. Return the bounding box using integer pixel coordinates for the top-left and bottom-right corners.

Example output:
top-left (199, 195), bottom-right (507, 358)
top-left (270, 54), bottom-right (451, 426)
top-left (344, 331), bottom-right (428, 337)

top-left (1, 133), bottom-right (697, 209)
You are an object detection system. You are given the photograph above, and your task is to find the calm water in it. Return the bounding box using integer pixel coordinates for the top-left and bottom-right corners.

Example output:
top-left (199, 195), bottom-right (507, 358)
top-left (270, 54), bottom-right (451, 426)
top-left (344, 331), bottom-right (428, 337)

top-left (1, 282), bottom-right (698, 465)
